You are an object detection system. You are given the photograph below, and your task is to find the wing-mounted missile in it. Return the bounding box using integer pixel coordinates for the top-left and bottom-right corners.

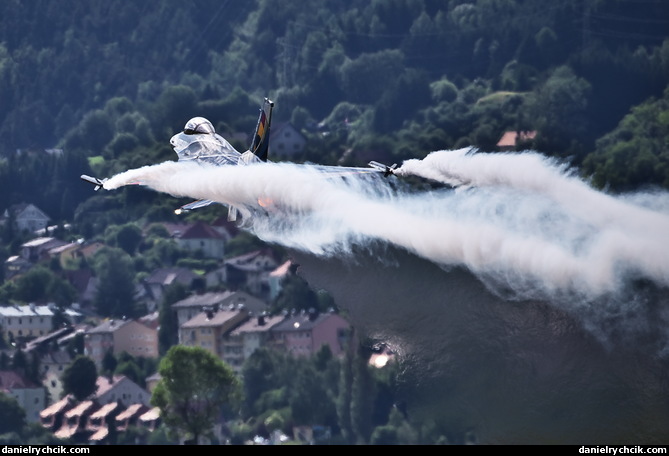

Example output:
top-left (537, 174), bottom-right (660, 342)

top-left (80, 175), bottom-right (107, 191)
top-left (368, 161), bottom-right (398, 177)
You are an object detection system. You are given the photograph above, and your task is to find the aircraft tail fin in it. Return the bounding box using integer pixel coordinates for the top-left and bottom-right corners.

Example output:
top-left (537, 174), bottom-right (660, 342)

top-left (250, 97), bottom-right (274, 162)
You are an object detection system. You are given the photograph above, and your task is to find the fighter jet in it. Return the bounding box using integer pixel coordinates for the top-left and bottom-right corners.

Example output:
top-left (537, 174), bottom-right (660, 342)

top-left (81, 97), bottom-right (396, 221)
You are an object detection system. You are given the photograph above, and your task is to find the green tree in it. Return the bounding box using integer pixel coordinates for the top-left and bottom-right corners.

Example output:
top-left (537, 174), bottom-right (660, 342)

top-left (582, 85), bottom-right (669, 191)
top-left (240, 348), bottom-right (284, 417)
top-left (338, 50), bottom-right (406, 104)
top-left (0, 392), bottom-right (26, 435)
top-left (271, 274), bottom-right (320, 314)
top-left (529, 65), bottom-right (592, 156)
top-left (115, 222), bottom-right (143, 255)
top-left (151, 345), bottom-right (241, 445)
top-left (11, 267), bottom-right (77, 307)
top-left (92, 247), bottom-right (138, 318)
top-left (12, 267), bottom-right (53, 303)
top-left (62, 355), bottom-right (98, 401)
top-left (158, 281), bottom-right (187, 355)
top-left (350, 343), bottom-right (376, 444)
top-left (101, 350), bottom-right (117, 377)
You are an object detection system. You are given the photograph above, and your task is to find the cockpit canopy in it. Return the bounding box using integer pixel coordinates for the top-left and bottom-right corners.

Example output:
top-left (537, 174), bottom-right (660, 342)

top-left (170, 117), bottom-right (241, 166)
top-left (183, 117), bottom-right (215, 135)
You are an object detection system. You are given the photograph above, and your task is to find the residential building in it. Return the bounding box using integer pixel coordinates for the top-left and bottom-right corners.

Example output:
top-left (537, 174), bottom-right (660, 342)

top-left (115, 403), bottom-right (150, 432)
top-left (497, 130), bottom-right (537, 151)
top-left (222, 313), bottom-right (284, 372)
top-left (270, 122), bottom-right (307, 159)
top-left (54, 400), bottom-right (98, 440)
top-left (0, 304), bottom-right (83, 343)
top-left (1, 203), bottom-right (51, 233)
top-left (210, 216), bottom-right (239, 241)
top-left (38, 349), bottom-right (73, 403)
top-left (144, 372), bottom-right (161, 393)
top-left (48, 241), bottom-right (81, 268)
top-left (4, 255), bottom-right (32, 279)
top-left (142, 267), bottom-right (201, 306)
top-left (270, 310), bottom-right (351, 357)
top-left (0, 304), bottom-right (54, 341)
top-left (75, 241), bottom-right (105, 261)
top-left (95, 375), bottom-right (151, 407)
top-left (175, 220), bottom-right (226, 259)
top-left (157, 222), bottom-right (191, 239)
top-left (172, 291), bottom-right (236, 327)
top-left (84, 319), bottom-right (158, 367)
top-left (40, 396), bottom-right (76, 431)
top-left (20, 237), bottom-right (67, 262)
top-left (219, 290), bottom-right (269, 315)
top-left (224, 248), bottom-right (280, 298)
top-left (204, 264), bottom-right (228, 288)
top-left (138, 407), bottom-right (161, 432)
top-left (179, 307), bottom-right (249, 359)
top-left (62, 269), bottom-right (95, 304)
top-left (24, 325), bottom-right (74, 353)
top-left (138, 311), bottom-right (159, 331)
top-left (0, 370), bottom-right (47, 423)
top-left (268, 260), bottom-right (293, 301)
top-left (86, 401), bottom-right (122, 444)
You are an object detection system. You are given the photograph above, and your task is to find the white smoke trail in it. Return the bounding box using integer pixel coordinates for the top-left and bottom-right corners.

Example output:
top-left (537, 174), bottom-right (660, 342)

top-left (101, 151), bottom-right (669, 305)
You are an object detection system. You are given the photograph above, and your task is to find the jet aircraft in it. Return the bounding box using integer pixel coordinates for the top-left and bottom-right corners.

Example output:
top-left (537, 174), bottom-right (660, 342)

top-left (81, 97), bottom-right (396, 221)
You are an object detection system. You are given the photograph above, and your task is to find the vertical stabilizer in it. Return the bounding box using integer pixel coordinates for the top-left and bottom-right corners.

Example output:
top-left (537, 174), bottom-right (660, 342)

top-left (250, 98), bottom-right (274, 161)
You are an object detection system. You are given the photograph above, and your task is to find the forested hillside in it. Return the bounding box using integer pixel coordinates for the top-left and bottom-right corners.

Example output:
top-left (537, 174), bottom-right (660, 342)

top-left (1, 0), bottom-right (669, 223)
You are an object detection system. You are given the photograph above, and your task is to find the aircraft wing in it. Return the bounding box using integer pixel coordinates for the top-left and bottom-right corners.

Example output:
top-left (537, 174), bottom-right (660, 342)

top-left (174, 199), bottom-right (216, 215)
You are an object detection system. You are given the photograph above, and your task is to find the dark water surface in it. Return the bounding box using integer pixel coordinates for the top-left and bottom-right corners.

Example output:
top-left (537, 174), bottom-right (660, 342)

top-left (290, 245), bottom-right (669, 445)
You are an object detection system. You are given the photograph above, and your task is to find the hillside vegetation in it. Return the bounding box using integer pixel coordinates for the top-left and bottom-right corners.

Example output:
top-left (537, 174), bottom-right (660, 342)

top-left (0, 0), bottom-right (668, 223)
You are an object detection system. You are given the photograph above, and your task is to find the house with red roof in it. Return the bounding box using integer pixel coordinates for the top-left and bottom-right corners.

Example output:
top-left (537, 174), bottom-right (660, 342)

top-left (211, 216), bottom-right (239, 241)
top-left (54, 399), bottom-right (98, 440)
top-left (224, 248), bottom-right (280, 298)
top-left (95, 375), bottom-right (151, 406)
top-left (496, 130), bottom-right (536, 151)
top-left (115, 403), bottom-right (150, 432)
top-left (86, 401), bottom-right (122, 444)
top-left (40, 395), bottom-right (76, 431)
top-left (0, 370), bottom-right (46, 423)
top-left (176, 220), bottom-right (227, 259)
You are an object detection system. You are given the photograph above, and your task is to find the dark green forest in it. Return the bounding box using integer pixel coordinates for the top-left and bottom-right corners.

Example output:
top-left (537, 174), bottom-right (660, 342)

top-left (1, 0), bottom-right (669, 226)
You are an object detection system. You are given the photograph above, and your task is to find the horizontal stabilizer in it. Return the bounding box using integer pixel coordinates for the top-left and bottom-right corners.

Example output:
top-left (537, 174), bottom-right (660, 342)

top-left (80, 174), bottom-right (106, 191)
top-left (368, 161), bottom-right (398, 177)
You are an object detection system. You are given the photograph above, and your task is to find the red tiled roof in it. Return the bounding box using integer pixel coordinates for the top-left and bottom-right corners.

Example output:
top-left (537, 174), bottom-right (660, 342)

top-left (0, 370), bottom-right (39, 390)
top-left (95, 375), bottom-right (127, 397)
top-left (179, 221), bottom-right (225, 240)
top-left (497, 130), bottom-right (536, 148)
top-left (40, 396), bottom-right (74, 419)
